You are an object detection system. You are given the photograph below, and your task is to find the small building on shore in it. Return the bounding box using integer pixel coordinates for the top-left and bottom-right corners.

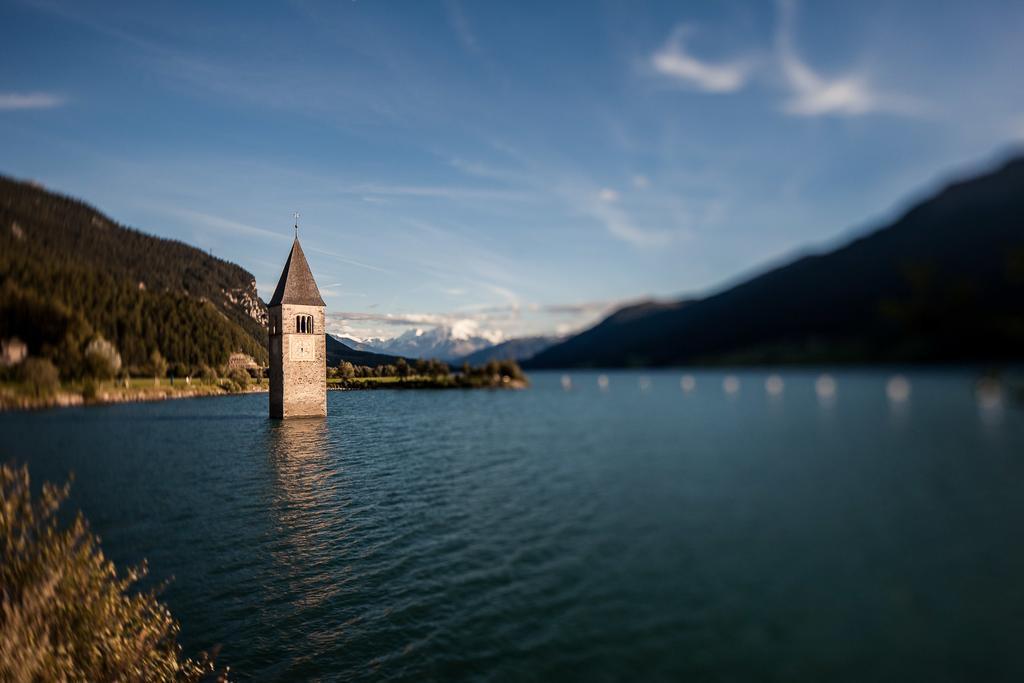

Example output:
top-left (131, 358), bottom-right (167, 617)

top-left (267, 237), bottom-right (327, 418)
top-left (227, 352), bottom-right (258, 372)
top-left (0, 338), bottom-right (27, 367)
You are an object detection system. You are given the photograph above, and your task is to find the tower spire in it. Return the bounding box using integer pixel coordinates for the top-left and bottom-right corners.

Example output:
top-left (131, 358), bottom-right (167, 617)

top-left (293, 211), bottom-right (300, 239)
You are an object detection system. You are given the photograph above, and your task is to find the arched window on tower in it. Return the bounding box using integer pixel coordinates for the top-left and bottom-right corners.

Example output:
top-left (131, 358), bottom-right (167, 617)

top-left (294, 315), bottom-right (314, 334)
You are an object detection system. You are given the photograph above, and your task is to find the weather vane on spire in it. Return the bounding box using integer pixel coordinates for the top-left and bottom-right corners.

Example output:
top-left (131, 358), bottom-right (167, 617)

top-left (293, 211), bottom-right (300, 238)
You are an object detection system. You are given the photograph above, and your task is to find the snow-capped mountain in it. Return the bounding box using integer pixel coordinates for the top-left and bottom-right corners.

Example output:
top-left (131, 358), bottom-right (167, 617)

top-left (339, 325), bottom-right (504, 361)
top-left (335, 336), bottom-right (388, 352)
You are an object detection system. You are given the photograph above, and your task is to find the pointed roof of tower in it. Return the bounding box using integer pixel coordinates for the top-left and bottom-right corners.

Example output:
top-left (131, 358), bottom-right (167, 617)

top-left (269, 238), bottom-right (325, 307)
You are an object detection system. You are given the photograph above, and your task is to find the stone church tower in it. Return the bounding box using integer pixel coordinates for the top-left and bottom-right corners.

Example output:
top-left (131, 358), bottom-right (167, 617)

top-left (268, 237), bottom-right (327, 418)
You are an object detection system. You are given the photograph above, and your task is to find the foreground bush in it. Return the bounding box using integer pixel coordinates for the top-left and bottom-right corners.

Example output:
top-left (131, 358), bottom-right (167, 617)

top-left (0, 463), bottom-right (225, 682)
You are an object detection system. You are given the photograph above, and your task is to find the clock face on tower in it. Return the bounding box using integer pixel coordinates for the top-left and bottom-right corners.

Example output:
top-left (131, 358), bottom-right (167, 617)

top-left (290, 336), bottom-right (315, 361)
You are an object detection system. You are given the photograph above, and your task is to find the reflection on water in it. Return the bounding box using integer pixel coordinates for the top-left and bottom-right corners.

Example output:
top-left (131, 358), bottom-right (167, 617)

top-left (976, 376), bottom-right (1005, 422)
top-left (266, 418), bottom-right (344, 611)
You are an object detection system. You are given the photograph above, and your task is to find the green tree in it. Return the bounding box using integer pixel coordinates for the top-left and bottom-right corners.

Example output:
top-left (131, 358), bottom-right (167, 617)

top-left (148, 350), bottom-right (168, 379)
top-left (18, 358), bottom-right (60, 398)
top-left (83, 336), bottom-right (122, 380)
top-left (199, 364), bottom-right (218, 384)
top-left (498, 359), bottom-right (524, 381)
top-left (225, 367), bottom-right (250, 390)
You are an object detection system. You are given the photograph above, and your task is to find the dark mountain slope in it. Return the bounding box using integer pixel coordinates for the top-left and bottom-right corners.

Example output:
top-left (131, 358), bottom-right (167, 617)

top-left (326, 335), bottom-right (408, 368)
top-left (527, 157), bottom-right (1024, 368)
top-left (456, 335), bottom-right (561, 365)
top-left (0, 176), bottom-right (268, 375)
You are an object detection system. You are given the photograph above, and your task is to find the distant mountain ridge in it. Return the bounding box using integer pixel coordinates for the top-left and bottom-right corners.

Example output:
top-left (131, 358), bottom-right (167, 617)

top-left (0, 176), bottom-right (269, 374)
top-left (455, 335), bottom-right (561, 365)
top-left (527, 156), bottom-right (1024, 368)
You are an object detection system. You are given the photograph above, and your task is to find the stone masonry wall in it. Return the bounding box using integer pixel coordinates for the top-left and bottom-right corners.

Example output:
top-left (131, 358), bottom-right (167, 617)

top-left (268, 304), bottom-right (326, 418)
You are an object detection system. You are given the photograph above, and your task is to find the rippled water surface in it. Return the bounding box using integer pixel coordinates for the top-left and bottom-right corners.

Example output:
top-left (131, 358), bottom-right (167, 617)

top-left (4, 370), bottom-right (1024, 681)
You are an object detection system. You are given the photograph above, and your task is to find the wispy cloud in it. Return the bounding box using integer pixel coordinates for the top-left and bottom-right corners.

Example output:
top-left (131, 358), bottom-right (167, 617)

top-left (331, 311), bottom-right (470, 327)
top-left (591, 203), bottom-right (671, 247)
top-left (339, 183), bottom-right (530, 202)
top-left (775, 0), bottom-right (921, 117)
top-left (444, 0), bottom-right (480, 54)
top-left (303, 245), bottom-right (396, 275)
top-left (651, 27), bottom-right (750, 93)
top-left (566, 184), bottom-right (673, 248)
top-left (452, 145), bottom-right (681, 249)
top-left (169, 208), bottom-right (395, 274)
top-left (172, 208), bottom-right (288, 242)
top-left (0, 92), bottom-right (66, 110)
top-left (542, 299), bottom-right (628, 316)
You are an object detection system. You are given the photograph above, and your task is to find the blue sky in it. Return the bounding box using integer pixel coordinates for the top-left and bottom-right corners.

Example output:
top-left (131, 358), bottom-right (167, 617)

top-left (2, 0), bottom-right (1023, 342)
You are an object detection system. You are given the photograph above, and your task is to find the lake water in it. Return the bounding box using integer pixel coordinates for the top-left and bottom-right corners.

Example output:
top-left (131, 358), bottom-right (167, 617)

top-left (3, 369), bottom-right (1024, 681)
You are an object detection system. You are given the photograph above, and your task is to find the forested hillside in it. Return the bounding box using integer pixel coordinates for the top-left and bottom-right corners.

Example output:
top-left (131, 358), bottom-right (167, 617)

top-left (0, 176), bottom-right (268, 377)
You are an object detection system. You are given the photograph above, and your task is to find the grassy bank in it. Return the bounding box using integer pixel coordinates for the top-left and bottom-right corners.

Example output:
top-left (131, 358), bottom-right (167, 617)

top-left (0, 371), bottom-right (528, 410)
top-left (0, 377), bottom-right (268, 411)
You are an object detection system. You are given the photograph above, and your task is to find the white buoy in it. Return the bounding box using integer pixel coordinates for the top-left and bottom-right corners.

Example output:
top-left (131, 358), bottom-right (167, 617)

top-left (815, 374), bottom-right (837, 401)
top-left (680, 374), bottom-right (696, 392)
top-left (561, 374), bottom-right (572, 391)
top-left (886, 375), bottom-right (911, 403)
top-left (597, 374), bottom-right (609, 391)
top-left (639, 376), bottom-right (652, 392)
top-left (723, 375), bottom-right (740, 395)
top-left (765, 374), bottom-right (784, 397)
top-left (976, 377), bottom-right (1003, 411)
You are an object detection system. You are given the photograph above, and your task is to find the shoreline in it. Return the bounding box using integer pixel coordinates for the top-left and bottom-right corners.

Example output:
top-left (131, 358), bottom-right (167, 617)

top-left (328, 377), bottom-right (529, 391)
top-left (1, 376), bottom-right (529, 412)
top-left (0, 383), bottom-right (268, 412)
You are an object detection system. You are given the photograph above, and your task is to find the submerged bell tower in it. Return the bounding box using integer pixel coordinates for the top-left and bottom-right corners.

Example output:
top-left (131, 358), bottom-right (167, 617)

top-left (268, 220), bottom-right (327, 418)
